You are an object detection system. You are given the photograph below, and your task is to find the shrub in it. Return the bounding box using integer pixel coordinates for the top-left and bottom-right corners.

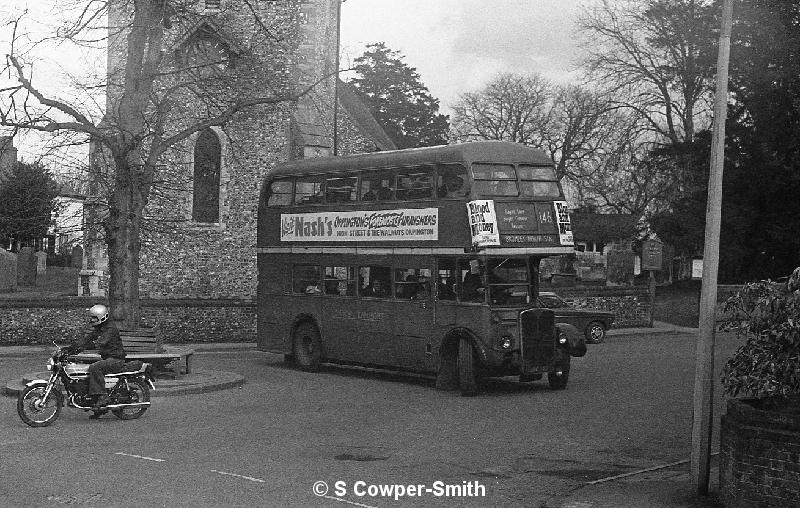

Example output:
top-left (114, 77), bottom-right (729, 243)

top-left (721, 267), bottom-right (800, 403)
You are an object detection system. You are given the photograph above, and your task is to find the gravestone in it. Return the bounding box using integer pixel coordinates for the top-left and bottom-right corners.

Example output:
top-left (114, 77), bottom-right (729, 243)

top-left (17, 247), bottom-right (37, 287)
top-left (0, 249), bottom-right (17, 292)
top-left (607, 250), bottom-right (635, 285)
top-left (71, 245), bottom-right (83, 269)
top-left (35, 250), bottom-right (47, 274)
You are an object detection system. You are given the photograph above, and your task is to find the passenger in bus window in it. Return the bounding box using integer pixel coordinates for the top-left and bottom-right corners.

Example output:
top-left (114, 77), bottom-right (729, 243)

top-left (459, 261), bottom-right (485, 303)
top-left (438, 174), bottom-right (465, 198)
top-left (363, 278), bottom-right (389, 298)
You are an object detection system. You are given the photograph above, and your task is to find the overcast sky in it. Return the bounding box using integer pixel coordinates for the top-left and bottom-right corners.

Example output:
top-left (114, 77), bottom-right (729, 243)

top-left (340, 0), bottom-right (592, 114)
top-left (2, 0), bottom-right (594, 160)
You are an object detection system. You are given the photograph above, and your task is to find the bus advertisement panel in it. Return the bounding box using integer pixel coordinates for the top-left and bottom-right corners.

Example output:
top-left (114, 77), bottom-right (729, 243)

top-left (257, 142), bottom-right (581, 396)
top-left (280, 208), bottom-right (439, 242)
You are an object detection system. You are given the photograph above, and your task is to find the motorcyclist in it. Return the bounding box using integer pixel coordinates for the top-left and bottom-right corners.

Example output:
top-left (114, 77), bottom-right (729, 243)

top-left (71, 304), bottom-right (126, 409)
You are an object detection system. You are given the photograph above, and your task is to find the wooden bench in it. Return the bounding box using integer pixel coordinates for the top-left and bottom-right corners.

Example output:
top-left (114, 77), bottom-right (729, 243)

top-left (119, 328), bottom-right (194, 375)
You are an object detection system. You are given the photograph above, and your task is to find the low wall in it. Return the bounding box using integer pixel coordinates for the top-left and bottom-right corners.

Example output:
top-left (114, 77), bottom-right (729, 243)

top-left (548, 286), bottom-right (652, 328)
top-left (0, 286), bottom-right (651, 346)
top-left (0, 297), bottom-right (256, 346)
top-left (720, 398), bottom-right (800, 508)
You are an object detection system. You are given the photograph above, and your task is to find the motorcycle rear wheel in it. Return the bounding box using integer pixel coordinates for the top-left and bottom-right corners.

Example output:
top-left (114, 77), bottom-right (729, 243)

top-left (17, 385), bottom-right (63, 427)
top-left (112, 379), bottom-right (150, 420)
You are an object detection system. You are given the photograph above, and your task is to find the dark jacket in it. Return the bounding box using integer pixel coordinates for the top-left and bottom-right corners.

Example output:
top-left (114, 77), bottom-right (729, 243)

top-left (79, 321), bottom-right (126, 360)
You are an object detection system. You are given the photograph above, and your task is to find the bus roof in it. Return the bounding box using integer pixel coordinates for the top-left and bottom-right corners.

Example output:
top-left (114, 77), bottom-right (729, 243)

top-left (267, 141), bottom-right (553, 179)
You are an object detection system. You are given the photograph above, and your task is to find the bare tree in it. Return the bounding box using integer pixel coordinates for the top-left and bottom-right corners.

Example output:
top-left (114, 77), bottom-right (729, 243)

top-left (577, 0), bottom-right (718, 146)
top-left (1, 0), bottom-right (326, 326)
top-left (451, 73), bottom-right (553, 147)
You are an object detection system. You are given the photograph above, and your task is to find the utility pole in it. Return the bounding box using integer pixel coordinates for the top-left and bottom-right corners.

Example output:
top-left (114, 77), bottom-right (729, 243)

top-left (690, 0), bottom-right (733, 496)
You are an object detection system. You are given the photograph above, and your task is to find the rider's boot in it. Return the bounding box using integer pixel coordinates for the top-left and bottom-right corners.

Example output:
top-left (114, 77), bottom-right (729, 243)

top-left (93, 394), bottom-right (110, 409)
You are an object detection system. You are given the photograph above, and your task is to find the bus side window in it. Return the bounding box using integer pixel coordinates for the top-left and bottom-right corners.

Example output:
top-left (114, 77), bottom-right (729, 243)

top-left (325, 176), bottom-right (358, 203)
top-left (266, 179), bottom-right (293, 206)
top-left (394, 268), bottom-right (431, 300)
top-left (323, 266), bottom-right (356, 296)
top-left (359, 266), bottom-right (391, 298)
top-left (437, 165), bottom-right (469, 198)
top-left (292, 265), bottom-right (321, 294)
top-left (396, 167), bottom-right (433, 200)
top-left (295, 176), bottom-right (325, 205)
top-left (360, 170), bottom-right (394, 201)
top-left (436, 259), bottom-right (457, 301)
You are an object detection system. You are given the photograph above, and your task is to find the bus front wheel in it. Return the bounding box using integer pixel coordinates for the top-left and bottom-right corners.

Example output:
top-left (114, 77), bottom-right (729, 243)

top-left (458, 337), bottom-right (478, 397)
top-left (293, 322), bottom-right (322, 372)
top-left (548, 354), bottom-right (571, 390)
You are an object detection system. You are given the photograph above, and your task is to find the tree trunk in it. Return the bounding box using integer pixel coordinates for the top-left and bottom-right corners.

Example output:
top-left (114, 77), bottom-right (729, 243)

top-left (106, 155), bottom-right (145, 329)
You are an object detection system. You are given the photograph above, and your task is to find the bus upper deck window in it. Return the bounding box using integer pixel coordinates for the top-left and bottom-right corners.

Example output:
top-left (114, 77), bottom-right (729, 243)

top-left (437, 165), bottom-right (469, 198)
top-left (472, 163), bottom-right (518, 196)
top-left (295, 176), bottom-right (325, 205)
top-left (396, 168), bottom-right (433, 200)
top-left (518, 165), bottom-right (560, 198)
top-left (326, 176), bottom-right (358, 203)
top-left (266, 179), bottom-right (293, 206)
top-left (360, 170), bottom-right (394, 201)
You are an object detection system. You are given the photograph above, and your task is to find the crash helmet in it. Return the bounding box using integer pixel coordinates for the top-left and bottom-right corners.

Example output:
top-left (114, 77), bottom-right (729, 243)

top-left (88, 304), bottom-right (109, 327)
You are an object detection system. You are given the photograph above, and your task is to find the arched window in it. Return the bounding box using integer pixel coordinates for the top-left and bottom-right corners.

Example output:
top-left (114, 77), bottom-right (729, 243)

top-left (193, 128), bottom-right (221, 223)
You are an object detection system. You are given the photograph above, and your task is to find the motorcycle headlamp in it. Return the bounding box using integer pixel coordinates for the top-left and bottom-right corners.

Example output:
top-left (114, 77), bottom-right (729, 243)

top-left (47, 357), bottom-right (55, 371)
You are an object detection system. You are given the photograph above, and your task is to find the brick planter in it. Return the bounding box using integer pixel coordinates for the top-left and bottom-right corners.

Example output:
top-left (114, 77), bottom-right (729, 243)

top-left (720, 398), bottom-right (800, 507)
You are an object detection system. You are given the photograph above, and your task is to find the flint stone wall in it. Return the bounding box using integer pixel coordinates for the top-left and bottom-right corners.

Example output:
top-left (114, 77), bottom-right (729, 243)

top-left (547, 286), bottom-right (652, 328)
top-left (0, 297), bottom-right (255, 346)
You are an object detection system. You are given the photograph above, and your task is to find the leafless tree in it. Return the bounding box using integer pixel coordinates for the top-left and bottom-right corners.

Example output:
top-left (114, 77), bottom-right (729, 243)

top-left (1, 0), bottom-right (325, 326)
top-left (577, 0), bottom-right (718, 146)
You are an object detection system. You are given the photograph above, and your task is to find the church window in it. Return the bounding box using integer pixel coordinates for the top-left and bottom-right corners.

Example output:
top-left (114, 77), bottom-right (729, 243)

top-left (176, 26), bottom-right (234, 75)
top-left (193, 129), bottom-right (222, 223)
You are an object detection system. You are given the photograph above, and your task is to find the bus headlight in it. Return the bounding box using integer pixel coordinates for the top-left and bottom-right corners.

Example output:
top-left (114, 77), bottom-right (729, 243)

top-left (558, 331), bottom-right (568, 345)
top-left (498, 335), bottom-right (513, 350)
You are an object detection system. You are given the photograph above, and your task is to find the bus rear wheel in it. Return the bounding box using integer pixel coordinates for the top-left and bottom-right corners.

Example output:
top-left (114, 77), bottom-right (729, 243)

top-left (458, 337), bottom-right (478, 397)
top-left (293, 322), bottom-right (322, 372)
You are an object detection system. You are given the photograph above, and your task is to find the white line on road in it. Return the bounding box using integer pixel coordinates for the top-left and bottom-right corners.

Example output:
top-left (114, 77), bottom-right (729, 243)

top-left (321, 495), bottom-right (378, 508)
top-left (210, 469), bottom-right (266, 483)
top-left (114, 452), bottom-right (165, 462)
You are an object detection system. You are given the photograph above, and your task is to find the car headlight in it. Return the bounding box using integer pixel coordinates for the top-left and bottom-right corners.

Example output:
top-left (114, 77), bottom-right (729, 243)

top-left (498, 335), bottom-right (513, 350)
top-left (47, 358), bottom-right (55, 371)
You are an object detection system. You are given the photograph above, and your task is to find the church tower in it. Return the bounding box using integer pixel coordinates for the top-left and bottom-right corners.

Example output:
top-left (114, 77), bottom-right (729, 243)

top-left (84, 0), bottom-right (346, 302)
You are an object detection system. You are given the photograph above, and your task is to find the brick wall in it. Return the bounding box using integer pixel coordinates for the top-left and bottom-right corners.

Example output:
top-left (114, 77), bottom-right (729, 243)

top-left (720, 398), bottom-right (800, 508)
top-left (0, 297), bottom-right (255, 345)
top-left (548, 286), bottom-right (652, 328)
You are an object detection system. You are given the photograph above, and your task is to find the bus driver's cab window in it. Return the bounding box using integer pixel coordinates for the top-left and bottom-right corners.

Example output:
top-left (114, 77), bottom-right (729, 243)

top-left (436, 259), bottom-right (458, 301)
top-left (359, 266), bottom-right (391, 298)
top-left (459, 259), bottom-right (486, 303)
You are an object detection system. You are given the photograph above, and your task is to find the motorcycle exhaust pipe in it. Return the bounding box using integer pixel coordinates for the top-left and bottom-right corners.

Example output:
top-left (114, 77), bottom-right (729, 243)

top-left (105, 402), bottom-right (151, 409)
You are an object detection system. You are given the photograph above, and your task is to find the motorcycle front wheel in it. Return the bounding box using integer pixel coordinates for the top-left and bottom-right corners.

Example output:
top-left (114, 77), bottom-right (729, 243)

top-left (17, 385), bottom-right (64, 427)
top-left (112, 379), bottom-right (150, 420)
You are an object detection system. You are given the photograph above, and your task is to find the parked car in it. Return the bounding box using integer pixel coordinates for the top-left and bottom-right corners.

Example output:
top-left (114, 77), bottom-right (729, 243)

top-left (536, 292), bottom-right (615, 344)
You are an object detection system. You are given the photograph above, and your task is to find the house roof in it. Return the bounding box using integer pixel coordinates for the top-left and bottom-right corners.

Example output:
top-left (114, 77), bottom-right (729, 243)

top-left (336, 79), bottom-right (397, 151)
top-left (571, 213), bottom-right (639, 243)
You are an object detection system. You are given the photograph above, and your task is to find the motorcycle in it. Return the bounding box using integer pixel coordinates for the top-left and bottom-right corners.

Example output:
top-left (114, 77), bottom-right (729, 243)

top-left (17, 342), bottom-right (156, 427)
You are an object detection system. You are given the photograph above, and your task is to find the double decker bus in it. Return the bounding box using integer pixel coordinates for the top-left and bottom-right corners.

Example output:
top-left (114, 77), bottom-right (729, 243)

top-left (257, 141), bottom-right (576, 395)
